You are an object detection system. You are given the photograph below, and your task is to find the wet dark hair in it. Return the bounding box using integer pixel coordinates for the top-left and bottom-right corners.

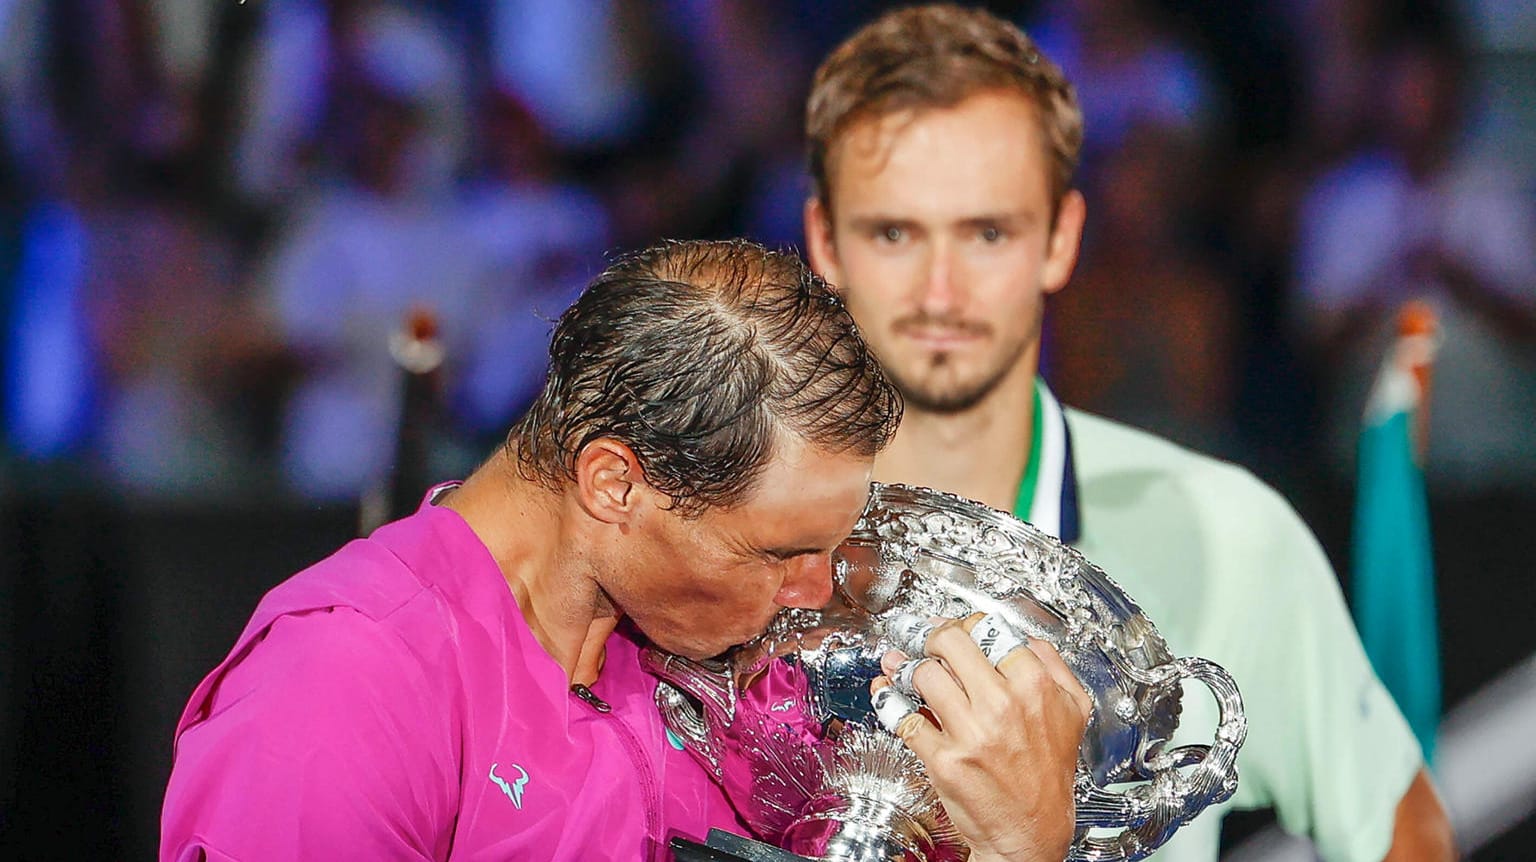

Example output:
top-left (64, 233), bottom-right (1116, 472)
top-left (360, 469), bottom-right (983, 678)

top-left (509, 238), bottom-right (902, 515)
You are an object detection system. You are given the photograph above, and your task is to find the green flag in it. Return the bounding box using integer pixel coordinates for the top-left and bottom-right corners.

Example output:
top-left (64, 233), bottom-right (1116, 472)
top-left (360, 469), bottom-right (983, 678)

top-left (1351, 334), bottom-right (1440, 762)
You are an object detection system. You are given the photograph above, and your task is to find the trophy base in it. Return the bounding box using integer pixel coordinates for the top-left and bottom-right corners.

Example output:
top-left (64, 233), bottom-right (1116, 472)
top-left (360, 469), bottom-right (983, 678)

top-left (671, 829), bottom-right (814, 862)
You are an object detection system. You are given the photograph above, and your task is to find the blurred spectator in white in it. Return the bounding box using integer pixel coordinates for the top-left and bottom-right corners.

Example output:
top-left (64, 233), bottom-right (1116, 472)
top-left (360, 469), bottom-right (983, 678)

top-left (456, 89), bottom-right (609, 435)
top-left (1292, 30), bottom-right (1536, 492)
top-left (1047, 123), bottom-right (1240, 456)
top-left (261, 1), bottom-right (479, 501)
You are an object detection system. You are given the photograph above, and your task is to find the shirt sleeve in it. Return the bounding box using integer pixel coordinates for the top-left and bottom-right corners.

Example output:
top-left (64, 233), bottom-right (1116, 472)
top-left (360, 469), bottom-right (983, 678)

top-left (161, 607), bottom-right (458, 861)
top-left (1216, 478), bottom-right (1423, 862)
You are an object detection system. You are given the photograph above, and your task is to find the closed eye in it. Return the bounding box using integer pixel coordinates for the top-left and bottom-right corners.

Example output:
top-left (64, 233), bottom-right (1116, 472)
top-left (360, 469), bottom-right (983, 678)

top-left (764, 547), bottom-right (825, 562)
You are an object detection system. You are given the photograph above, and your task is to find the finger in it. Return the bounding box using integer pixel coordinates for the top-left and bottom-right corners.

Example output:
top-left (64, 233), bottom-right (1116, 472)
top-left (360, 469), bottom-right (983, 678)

top-left (901, 652), bottom-right (978, 737)
top-left (871, 679), bottom-right (944, 760)
top-left (921, 612), bottom-right (1003, 685)
top-left (883, 612), bottom-right (941, 657)
top-left (871, 679), bottom-right (921, 733)
top-left (992, 636), bottom-right (1093, 728)
top-left (884, 654), bottom-right (969, 716)
top-left (890, 657), bottom-right (932, 700)
top-left (1023, 639), bottom-right (1094, 724)
top-left (969, 612), bottom-right (1030, 667)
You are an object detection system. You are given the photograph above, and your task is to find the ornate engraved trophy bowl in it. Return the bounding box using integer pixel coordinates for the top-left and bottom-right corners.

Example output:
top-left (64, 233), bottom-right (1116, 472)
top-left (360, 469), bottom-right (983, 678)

top-left (642, 483), bottom-right (1246, 862)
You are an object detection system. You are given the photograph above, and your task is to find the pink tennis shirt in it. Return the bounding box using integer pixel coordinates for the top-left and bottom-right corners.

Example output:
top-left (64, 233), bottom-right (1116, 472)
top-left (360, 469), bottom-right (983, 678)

top-left (161, 497), bottom-right (743, 860)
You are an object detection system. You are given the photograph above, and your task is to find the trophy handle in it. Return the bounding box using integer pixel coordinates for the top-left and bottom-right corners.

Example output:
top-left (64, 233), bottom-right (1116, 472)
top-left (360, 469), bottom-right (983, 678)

top-left (641, 650), bottom-right (737, 777)
top-left (1071, 657), bottom-right (1247, 861)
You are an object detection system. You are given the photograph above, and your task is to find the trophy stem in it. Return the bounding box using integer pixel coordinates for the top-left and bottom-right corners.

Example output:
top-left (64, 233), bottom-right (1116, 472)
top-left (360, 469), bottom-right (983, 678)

top-left (782, 793), bottom-right (934, 862)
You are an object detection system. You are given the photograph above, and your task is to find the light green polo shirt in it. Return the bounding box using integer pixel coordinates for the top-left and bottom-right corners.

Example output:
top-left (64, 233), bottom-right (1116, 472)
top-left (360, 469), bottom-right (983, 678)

top-left (1014, 383), bottom-right (1422, 862)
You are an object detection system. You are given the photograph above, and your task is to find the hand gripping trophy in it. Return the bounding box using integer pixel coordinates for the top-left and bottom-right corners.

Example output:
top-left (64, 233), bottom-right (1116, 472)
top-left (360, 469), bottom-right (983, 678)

top-left (644, 484), bottom-right (1247, 862)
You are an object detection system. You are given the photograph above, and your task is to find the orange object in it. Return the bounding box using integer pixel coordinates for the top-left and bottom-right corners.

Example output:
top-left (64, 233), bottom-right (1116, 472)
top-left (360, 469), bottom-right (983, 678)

top-left (407, 305), bottom-right (440, 343)
top-left (1397, 300), bottom-right (1438, 459)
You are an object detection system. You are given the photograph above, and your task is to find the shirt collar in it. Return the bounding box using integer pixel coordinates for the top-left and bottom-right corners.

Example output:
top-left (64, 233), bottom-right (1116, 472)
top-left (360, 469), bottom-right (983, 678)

top-left (1012, 380), bottom-right (1081, 545)
top-left (425, 480), bottom-right (462, 507)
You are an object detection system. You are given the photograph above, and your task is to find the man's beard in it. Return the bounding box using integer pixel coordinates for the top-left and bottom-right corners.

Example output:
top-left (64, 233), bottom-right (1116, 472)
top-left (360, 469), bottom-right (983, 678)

top-left (887, 314), bottom-right (1029, 414)
top-left (890, 352), bottom-right (1018, 414)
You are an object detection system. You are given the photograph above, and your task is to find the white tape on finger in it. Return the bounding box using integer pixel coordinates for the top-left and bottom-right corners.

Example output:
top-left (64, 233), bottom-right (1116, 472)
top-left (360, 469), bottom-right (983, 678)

top-left (872, 685), bottom-right (921, 733)
top-left (884, 611), bottom-right (939, 657)
top-left (892, 657), bottom-right (932, 700)
top-left (970, 613), bottom-right (1029, 667)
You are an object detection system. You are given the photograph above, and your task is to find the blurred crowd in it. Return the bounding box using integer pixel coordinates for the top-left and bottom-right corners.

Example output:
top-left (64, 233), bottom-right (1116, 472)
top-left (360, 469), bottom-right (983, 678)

top-left (1, 0), bottom-right (1532, 504)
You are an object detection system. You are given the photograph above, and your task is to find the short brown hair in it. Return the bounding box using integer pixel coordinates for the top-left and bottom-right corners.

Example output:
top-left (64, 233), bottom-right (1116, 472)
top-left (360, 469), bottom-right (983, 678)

top-left (510, 239), bottom-right (902, 515)
top-left (807, 4), bottom-right (1082, 211)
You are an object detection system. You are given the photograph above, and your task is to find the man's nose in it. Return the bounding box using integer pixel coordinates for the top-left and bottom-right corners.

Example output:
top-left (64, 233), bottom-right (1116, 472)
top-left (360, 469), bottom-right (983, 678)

top-left (775, 554), bottom-right (835, 609)
top-left (917, 243), bottom-right (962, 317)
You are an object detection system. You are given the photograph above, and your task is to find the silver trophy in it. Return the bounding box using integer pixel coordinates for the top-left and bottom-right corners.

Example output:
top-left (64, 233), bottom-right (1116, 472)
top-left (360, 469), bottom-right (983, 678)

top-left (643, 483), bottom-right (1246, 862)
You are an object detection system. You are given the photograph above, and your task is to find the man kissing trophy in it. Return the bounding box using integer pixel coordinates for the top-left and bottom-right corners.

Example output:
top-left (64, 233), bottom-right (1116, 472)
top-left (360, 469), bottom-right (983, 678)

top-left (654, 483), bottom-right (1246, 862)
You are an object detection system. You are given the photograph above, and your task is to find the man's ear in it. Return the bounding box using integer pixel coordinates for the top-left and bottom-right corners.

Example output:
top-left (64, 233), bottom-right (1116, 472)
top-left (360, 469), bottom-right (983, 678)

top-left (804, 197), bottom-right (844, 289)
top-left (1042, 190), bottom-right (1086, 295)
top-left (573, 438), bottom-right (645, 525)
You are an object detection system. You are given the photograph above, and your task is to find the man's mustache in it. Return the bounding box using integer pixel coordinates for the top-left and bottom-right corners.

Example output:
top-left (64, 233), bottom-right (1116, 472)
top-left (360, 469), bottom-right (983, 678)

top-left (892, 314), bottom-right (992, 339)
